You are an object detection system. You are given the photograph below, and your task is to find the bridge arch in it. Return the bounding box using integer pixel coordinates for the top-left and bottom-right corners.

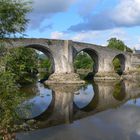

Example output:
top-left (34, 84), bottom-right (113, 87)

top-left (74, 48), bottom-right (99, 78)
top-left (112, 53), bottom-right (125, 75)
top-left (24, 44), bottom-right (55, 73)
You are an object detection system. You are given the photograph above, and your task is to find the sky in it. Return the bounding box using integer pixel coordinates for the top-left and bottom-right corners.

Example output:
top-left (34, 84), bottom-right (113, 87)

top-left (25, 0), bottom-right (140, 49)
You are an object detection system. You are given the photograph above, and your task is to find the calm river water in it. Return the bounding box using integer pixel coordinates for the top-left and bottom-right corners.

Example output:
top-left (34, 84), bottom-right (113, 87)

top-left (14, 79), bottom-right (140, 140)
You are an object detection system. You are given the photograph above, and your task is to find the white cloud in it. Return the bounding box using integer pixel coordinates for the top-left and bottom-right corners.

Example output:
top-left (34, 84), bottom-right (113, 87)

top-left (109, 28), bottom-right (128, 41)
top-left (50, 31), bottom-right (65, 39)
top-left (71, 28), bottom-right (129, 46)
top-left (49, 28), bottom-right (139, 50)
top-left (134, 45), bottom-right (140, 50)
top-left (68, 0), bottom-right (140, 31)
top-left (72, 31), bottom-right (99, 42)
top-left (113, 0), bottom-right (140, 26)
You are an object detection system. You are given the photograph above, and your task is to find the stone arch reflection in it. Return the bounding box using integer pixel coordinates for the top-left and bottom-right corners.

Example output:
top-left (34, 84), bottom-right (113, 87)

top-left (73, 83), bottom-right (99, 112)
top-left (17, 83), bottom-right (54, 120)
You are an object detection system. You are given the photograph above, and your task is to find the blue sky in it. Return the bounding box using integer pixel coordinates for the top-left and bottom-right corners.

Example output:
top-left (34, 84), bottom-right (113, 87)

top-left (26, 0), bottom-right (140, 49)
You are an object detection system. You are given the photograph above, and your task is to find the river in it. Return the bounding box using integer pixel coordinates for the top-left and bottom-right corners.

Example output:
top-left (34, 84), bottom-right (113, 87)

top-left (12, 78), bottom-right (140, 140)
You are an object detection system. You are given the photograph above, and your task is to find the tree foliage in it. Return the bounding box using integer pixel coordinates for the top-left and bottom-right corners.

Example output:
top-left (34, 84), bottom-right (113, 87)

top-left (39, 58), bottom-right (52, 72)
top-left (112, 58), bottom-right (122, 74)
top-left (0, 0), bottom-right (31, 38)
top-left (107, 38), bottom-right (132, 74)
top-left (38, 54), bottom-right (51, 69)
top-left (0, 47), bottom-right (38, 139)
top-left (107, 38), bottom-right (132, 52)
top-left (0, 72), bottom-right (25, 130)
top-left (74, 52), bottom-right (94, 69)
top-left (0, 0), bottom-right (31, 138)
top-left (6, 48), bottom-right (38, 83)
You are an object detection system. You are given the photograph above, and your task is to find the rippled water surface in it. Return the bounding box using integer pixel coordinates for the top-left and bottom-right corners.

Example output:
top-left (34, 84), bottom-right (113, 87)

top-left (15, 80), bottom-right (140, 140)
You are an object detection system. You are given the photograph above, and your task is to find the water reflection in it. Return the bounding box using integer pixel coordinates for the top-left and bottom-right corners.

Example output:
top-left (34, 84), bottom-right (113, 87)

top-left (16, 80), bottom-right (140, 140)
top-left (17, 80), bottom-right (140, 129)
top-left (112, 81), bottom-right (126, 101)
top-left (18, 83), bottom-right (53, 119)
top-left (74, 84), bottom-right (95, 109)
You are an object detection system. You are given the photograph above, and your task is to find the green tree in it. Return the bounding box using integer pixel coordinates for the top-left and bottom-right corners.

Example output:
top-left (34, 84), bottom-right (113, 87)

top-left (0, 0), bottom-right (31, 139)
top-left (39, 58), bottom-right (52, 71)
top-left (74, 52), bottom-right (94, 70)
top-left (107, 38), bottom-right (132, 52)
top-left (6, 48), bottom-right (38, 84)
top-left (0, 72), bottom-right (25, 139)
top-left (107, 38), bottom-right (132, 74)
top-left (0, 0), bottom-right (31, 38)
top-left (112, 58), bottom-right (122, 74)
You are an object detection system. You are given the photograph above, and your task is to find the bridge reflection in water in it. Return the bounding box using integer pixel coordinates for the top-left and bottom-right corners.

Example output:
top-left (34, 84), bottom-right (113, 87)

top-left (18, 80), bottom-right (140, 130)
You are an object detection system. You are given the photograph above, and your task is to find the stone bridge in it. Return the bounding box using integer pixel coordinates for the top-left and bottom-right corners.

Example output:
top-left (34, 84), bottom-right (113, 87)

top-left (3, 38), bottom-right (140, 83)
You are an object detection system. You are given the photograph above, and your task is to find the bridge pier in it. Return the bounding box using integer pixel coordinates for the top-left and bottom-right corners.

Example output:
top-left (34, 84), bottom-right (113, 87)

top-left (94, 57), bottom-right (120, 81)
top-left (45, 40), bottom-right (85, 84)
top-left (46, 73), bottom-right (85, 84)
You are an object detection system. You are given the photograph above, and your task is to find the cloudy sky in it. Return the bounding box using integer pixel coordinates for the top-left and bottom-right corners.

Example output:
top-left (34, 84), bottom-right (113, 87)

top-left (26, 0), bottom-right (140, 49)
